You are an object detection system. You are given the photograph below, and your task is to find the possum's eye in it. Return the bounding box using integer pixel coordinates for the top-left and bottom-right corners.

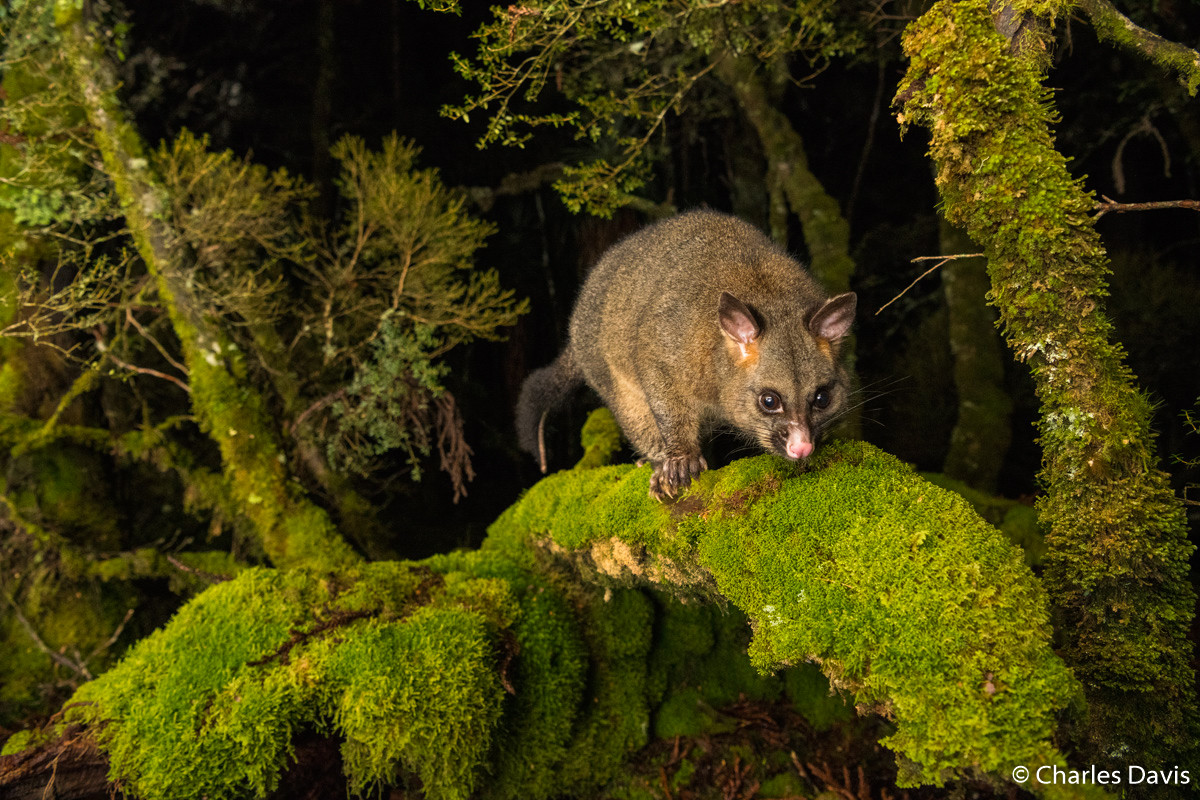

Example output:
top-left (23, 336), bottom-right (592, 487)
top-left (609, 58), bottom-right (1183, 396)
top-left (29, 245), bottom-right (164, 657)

top-left (813, 387), bottom-right (832, 410)
top-left (759, 391), bottom-right (783, 413)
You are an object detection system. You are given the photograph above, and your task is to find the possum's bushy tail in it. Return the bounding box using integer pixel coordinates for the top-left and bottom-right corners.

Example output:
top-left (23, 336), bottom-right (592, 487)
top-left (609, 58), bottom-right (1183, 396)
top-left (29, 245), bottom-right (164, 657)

top-left (515, 348), bottom-right (584, 472)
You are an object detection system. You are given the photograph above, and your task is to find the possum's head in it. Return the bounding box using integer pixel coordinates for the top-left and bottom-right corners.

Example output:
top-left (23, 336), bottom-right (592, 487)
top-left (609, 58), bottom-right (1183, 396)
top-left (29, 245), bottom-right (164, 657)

top-left (717, 290), bottom-right (857, 460)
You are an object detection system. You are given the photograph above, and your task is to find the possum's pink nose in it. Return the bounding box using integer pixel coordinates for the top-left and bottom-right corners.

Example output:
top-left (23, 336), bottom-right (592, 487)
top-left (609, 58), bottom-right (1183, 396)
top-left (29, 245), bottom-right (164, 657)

top-left (785, 427), bottom-right (814, 459)
top-left (787, 440), bottom-right (813, 459)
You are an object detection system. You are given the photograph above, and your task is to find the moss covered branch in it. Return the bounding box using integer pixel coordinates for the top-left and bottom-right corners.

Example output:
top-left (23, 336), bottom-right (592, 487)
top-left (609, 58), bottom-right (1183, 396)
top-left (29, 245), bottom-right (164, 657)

top-left (897, 0), bottom-right (1198, 767)
top-left (491, 432), bottom-right (1078, 787)
top-left (55, 7), bottom-right (359, 571)
top-left (1077, 0), bottom-right (1200, 95)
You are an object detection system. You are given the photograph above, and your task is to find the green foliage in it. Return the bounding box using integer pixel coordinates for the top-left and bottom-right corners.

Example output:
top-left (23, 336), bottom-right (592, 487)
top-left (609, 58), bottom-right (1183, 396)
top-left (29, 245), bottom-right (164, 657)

top-left (444, 0), bottom-right (861, 215)
top-left (0, 2), bottom-right (111, 232)
top-left (487, 440), bottom-right (1080, 787)
top-left (317, 134), bottom-right (520, 355)
top-left (154, 130), bottom-right (313, 327)
top-left (0, 2), bottom-right (529, 727)
top-left (286, 134), bottom-right (527, 489)
top-left (328, 319), bottom-right (449, 480)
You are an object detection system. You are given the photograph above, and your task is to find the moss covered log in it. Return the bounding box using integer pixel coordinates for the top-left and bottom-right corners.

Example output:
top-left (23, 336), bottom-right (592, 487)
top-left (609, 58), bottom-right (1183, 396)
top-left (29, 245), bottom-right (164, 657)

top-left (492, 429), bottom-right (1078, 787)
top-left (1076, 0), bottom-right (1200, 94)
top-left (54, 5), bottom-right (359, 571)
top-left (897, 0), bottom-right (1198, 768)
top-left (8, 428), bottom-right (1083, 797)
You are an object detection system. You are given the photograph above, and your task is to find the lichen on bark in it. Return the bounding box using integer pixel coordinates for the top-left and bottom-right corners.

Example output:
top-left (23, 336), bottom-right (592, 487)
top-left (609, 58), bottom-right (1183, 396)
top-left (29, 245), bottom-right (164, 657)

top-left (897, 0), bottom-right (1198, 768)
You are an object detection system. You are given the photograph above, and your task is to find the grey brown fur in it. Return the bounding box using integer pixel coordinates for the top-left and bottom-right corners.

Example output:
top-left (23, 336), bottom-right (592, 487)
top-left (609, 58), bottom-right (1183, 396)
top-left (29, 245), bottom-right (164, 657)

top-left (516, 210), bottom-right (856, 500)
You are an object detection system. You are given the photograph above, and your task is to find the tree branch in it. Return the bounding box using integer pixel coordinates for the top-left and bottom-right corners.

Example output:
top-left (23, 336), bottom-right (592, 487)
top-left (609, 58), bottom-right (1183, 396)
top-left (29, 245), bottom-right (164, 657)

top-left (1077, 0), bottom-right (1200, 95)
top-left (1092, 194), bottom-right (1200, 219)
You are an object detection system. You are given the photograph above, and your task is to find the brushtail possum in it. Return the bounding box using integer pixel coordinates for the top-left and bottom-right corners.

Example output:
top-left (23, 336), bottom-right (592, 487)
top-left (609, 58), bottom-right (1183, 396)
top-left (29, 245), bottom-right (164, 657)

top-left (516, 209), bottom-right (856, 501)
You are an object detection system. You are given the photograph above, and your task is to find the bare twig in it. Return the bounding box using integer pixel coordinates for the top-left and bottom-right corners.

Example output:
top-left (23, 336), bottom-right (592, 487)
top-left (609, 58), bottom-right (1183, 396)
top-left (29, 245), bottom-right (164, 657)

top-left (1111, 115), bottom-right (1170, 194)
top-left (165, 554), bottom-right (232, 585)
top-left (4, 593), bottom-right (93, 680)
top-left (85, 607), bottom-right (134, 663)
top-left (93, 331), bottom-right (191, 393)
top-left (290, 389), bottom-right (348, 436)
top-left (910, 252), bottom-right (985, 262)
top-left (125, 307), bottom-right (188, 375)
top-left (1093, 194), bottom-right (1200, 219)
top-left (875, 253), bottom-right (984, 316)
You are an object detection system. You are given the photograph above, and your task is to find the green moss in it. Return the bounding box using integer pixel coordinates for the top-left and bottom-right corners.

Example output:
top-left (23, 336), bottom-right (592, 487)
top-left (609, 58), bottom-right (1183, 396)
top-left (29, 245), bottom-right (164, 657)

top-left (646, 596), bottom-right (793, 738)
top-left (22, 441), bottom-right (1078, 796)
top-left (54, 549), bottom-right (669, 800)
top-left (0, 568), bottom-right (135, 726)
top-left (63, 564), bottom-right (513, 799)
top-left (575, 407), bottom-right (623, 470)
top-left (783, 663), bottom-right (853, 732)
top-left (921, 473), bottom-right (1046, 566)
top-left (328, 607), bottom-right (504, 798)
top-left (2, 728), bottom-right (41, 756)
top-left (8, 446), bottom-right (122, 549)
top-left (87, 548), bottom-right (246, 594)
top-left (759, 771), bottom-right (807, 798)
top-left (551, 586), bottom-right (655, 794)
top-left (490, 441), bottom-right (1079, 787)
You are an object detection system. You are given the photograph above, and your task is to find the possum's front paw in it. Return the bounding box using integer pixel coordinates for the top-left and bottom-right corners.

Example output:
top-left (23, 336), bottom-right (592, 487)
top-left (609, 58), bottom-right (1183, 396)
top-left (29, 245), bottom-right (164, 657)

top-left (648, 454), bottom-right (708, 502)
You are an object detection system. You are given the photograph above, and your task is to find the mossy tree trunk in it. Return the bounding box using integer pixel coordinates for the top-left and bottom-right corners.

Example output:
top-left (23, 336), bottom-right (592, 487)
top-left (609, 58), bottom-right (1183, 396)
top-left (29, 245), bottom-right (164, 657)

top-left (57, 6), bottom-right (360, 572)
top-left (898, 0), bottom-right (1199, 768)
top-left (938, 222), bottom-right (1011, 493)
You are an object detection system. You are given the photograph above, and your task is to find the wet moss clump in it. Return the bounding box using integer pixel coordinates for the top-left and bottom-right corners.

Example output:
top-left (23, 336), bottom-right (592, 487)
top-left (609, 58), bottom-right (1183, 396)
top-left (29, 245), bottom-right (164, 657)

top-left (19, 433), bottom-right (1078, 797)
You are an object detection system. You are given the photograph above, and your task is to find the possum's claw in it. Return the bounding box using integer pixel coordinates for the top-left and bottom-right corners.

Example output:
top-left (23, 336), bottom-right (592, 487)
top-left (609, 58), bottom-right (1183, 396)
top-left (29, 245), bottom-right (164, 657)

top-left (648, 454), bottom-right (708, 502)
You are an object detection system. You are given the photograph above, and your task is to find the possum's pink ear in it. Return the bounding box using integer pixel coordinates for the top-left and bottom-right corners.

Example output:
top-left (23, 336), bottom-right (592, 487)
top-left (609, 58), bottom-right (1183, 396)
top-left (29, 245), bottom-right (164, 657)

top-left (809, 292), bottom-right (856, 341)
top-left (718, 292), bottom-right (760, 344)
